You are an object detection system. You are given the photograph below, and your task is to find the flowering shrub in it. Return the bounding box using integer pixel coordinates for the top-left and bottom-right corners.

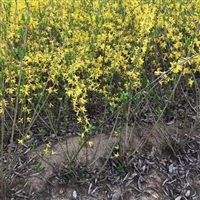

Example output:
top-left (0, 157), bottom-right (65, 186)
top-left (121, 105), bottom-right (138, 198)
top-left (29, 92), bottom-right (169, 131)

top-left (0, 0), bottom-right (200, 158)
top-left (0, 1), bottom-right (200, 198)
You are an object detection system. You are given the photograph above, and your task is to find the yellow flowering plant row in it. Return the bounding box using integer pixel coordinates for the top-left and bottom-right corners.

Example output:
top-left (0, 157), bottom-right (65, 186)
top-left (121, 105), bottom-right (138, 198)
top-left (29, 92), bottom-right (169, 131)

top-left (0, 0), bottom-right (199, 132)
top-left (0, 0), bottom-right (200, 190)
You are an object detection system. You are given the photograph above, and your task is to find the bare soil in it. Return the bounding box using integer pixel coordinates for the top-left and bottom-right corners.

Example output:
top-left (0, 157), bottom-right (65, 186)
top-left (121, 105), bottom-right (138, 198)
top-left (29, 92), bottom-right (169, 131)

top-left (6, 121), bottom-right (200, 200)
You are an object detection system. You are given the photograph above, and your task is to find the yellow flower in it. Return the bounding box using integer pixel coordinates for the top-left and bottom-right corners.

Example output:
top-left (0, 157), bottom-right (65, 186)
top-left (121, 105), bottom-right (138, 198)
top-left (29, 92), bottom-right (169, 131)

top-left (154, 68), bottom-right (162, 76)
top-left (81, 132), bottom-right (85, 138)
top-left (27, 109), bottom-right (31, 114)
top-left (172, 65), bottom-right (182, 73)
top-left (88, 141), bottom-right (93, 148)
top-left (84, 126), bottom-right (89, 133)
top-left (115, 130), bottom-right (121, 136)
top-left (77, 117), bottom-right (82, 124)
top-left (2, 100), bottom-right (8, 107)
top-left (79, 106), bottom-right (86, 113)
top-left (25, 134), bottom-right (31, 139)
top-left (0, 107), bottom-right (3, 114)
top-left (22, 106), bottom-right (28, 113)
top-left (18, 118), bottom-right (23, 124)
top-left (43, 148), bottom-right (49, 154)
top-left (51, 150), bottom-right (56, 155)
top-left (79, 97), bottom-right (87, 105)
top-left (49, 103), bottom-right (53, 108)
top-left (183, 67), bottom-right (191, 75)
top-left (26, 117), bottom-right (31, 122)
top-left (114, 152), bottom-right (119, 158)
top-left (27, 98), bottom-right (32, 103)
top-left (84, 116), bottom-right (89, 125)
top-left (46, 87), bottom-right (53, 94)
top-left (53, 88), bottom-right (58, 94)
top-left (115, 145), bottom-right (119, 150)
top-left (18, 139), bottom-right (24, 145)
top-left (6, 88), bottom-right (14, 94)
top-left (188, 78), bottom-right (194, 87)
top-left (46, 142), bottom-right (51, 149)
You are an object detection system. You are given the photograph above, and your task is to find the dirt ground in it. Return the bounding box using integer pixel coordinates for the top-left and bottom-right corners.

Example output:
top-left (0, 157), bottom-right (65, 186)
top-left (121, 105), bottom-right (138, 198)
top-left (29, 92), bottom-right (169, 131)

top-left (6, 121), bottom-right (200, 200)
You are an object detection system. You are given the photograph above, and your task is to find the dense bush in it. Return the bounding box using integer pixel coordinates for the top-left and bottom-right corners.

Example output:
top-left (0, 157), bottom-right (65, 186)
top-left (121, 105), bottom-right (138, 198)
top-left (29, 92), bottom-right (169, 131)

top-left (0, 0), bottom-right (200, 197)
top-left (1, 0), bottom-right (199, 132)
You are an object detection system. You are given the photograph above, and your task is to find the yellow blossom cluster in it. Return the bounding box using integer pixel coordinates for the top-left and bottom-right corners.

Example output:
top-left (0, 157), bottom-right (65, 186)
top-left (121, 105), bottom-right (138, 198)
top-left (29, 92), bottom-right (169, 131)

top-left (0, 0), bottom-right (200, 140)
top-left (43, 142), bottom-right (56, 155)
top-left (18, 134), bottom-right (30, 145)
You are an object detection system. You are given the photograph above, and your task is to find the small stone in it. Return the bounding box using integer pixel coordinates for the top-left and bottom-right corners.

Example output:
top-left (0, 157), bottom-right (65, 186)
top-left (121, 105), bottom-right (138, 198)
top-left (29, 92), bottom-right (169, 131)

top-left (185, 190), bottom-right (190, 197)
top-left (168, 163), bottom-right (174, 173)
top-left (59, 189), bottom-right (64, 194)
top-left (73, 190), bottom-right (78, 199)
top-left (175, 196), bottom-right (182, 200)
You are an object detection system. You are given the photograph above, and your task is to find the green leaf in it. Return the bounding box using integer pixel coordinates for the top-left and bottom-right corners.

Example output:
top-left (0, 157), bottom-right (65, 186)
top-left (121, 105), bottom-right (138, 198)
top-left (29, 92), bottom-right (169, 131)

top-left (34, 162), bottom-right (42, 172)
top-left (88, 124), bottom-right (95, 134)
top-left (21, 13), bottom-right (26, 22)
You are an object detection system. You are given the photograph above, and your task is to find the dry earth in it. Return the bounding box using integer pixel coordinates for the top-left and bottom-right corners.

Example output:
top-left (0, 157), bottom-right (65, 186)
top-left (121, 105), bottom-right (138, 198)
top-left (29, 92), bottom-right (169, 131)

top-left (6, 121), bottom-right (200, 200)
